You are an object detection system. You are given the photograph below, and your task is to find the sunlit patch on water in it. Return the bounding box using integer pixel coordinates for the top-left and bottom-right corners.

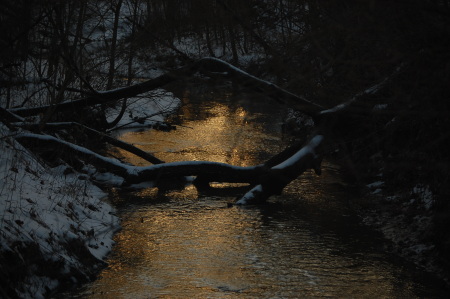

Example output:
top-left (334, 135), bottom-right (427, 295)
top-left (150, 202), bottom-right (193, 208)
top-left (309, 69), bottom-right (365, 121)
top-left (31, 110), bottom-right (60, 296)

top-left (70, 88), bottom-right (446, 298)
top-left (74, 193), bottom-right (430, 298)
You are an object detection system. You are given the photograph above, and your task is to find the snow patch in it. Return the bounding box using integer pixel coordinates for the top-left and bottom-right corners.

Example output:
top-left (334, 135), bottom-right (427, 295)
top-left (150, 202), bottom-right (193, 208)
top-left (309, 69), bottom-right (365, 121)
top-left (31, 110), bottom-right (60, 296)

top-left (272, 135), bottom-right (323, 170)
top-left (236, 185), bottom-right (263, 205)
top-left (373, 104), bottom-right (388, 111)
top-left (366, 181), bottom-right (384, 188)
top-left (367, 181), bottom-right (384, 194)
top-left (411, 184), bottom-right (434, 210)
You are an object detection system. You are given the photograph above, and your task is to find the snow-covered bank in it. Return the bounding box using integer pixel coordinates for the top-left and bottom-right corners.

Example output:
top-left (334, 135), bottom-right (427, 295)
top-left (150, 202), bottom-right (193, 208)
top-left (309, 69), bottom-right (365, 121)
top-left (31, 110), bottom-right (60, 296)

top-left (0, 124), bottom-right (120, 298)
top-left (0, 88), bottom-right (181, 298)
top-left (105, 88), bottom-right (180, 130)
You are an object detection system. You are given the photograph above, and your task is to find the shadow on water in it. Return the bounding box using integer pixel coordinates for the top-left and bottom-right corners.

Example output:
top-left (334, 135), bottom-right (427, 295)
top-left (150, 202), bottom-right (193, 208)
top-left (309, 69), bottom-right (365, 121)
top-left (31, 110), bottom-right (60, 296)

top-left (69, 82), bottom-right (448, 298)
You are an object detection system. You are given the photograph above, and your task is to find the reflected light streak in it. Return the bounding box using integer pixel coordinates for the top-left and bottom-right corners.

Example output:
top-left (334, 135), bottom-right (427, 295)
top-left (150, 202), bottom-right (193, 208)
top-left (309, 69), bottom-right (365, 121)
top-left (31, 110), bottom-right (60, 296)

top-left (81, 97), bottom-right (437, 299)
top-left (112, 102), bottom-right (283, 168)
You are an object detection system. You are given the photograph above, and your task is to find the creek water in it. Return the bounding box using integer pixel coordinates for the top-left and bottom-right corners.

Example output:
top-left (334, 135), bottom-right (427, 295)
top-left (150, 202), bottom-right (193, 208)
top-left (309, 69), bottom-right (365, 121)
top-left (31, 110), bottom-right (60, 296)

top-left (71, 83), bottom-right (446, 298)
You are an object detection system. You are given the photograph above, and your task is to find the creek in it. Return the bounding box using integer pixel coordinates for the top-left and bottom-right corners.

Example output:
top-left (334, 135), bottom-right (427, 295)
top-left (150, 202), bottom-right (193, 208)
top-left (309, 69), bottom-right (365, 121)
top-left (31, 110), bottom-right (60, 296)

top-left (70, 82), bottom-right (445, 298)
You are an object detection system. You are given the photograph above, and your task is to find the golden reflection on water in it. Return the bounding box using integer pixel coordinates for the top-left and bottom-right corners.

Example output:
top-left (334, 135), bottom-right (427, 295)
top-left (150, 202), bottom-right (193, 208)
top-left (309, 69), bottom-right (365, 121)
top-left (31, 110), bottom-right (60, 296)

top-left (113, 102), bottom-right (282, 167)
top-left (81, 187), bottom-right (423, 298)
top-left (89, 203), bottom-right (268, 297)
top-left (77, 96), bottom-right (440, 298)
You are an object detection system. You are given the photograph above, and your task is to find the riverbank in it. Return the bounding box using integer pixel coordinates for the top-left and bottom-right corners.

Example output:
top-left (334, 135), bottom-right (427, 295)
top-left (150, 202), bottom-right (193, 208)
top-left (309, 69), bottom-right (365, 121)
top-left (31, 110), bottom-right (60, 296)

top-left (0, 124), bottom-right (120, 298)
top-left (287, 105), bottom-right (450, 290)
top-left (357, 186), bottom-right (450, 289)
top-left (0, 88), bottom-right (181, 298)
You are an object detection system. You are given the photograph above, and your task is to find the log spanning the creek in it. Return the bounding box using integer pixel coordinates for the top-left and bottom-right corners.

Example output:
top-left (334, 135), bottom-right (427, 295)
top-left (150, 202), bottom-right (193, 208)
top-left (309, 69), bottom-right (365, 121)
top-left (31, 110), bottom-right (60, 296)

top-left (13, 132), bottom-right (264, 185)
top-left (14, 131), bottom-right (324, 204)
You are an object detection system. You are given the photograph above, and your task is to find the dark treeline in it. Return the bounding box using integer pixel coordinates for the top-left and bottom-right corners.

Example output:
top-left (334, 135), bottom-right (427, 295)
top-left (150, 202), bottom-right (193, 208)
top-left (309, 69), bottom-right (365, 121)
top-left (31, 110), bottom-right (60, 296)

top-left (2, 1), bottom-right (450, 103)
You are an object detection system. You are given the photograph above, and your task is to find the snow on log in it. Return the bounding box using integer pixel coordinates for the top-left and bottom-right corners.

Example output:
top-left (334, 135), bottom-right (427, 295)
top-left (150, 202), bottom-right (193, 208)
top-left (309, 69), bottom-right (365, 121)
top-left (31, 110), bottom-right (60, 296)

top-left (8, 74), bottom-right (178, 117)
top-left (236, 135), bottom-right (324, 205)
top-left (14, 130), bottom-right (323, 203)
top-left (318, 64), bottom-right (404, 117)
top-left (17, 122), bottom-right (165, 165)
top-left (15, 130), bottom-right (324, 204)
top-left (127, 161), bottom-right (264, 185)
top-left (0, 106), bottom-right (24, 122)
top-left (13, 132), bottom-right (265, 186)
top-left (15, 132), bottom-right (133, 178)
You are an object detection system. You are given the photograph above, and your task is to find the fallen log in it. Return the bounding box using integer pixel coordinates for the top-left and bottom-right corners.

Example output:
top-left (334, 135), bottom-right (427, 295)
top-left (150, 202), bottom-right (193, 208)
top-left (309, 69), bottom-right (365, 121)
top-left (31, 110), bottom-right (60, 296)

top-left (8, 58), bottom-right (323, 119)
top-left (13, 131), bottom-right (322, 201)
top-left (14, 132), bottom-right (132, 178)
top-left (15, 122), bottom-right (164, 165)
top-left (13, 132), bottom-right (264, 185)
